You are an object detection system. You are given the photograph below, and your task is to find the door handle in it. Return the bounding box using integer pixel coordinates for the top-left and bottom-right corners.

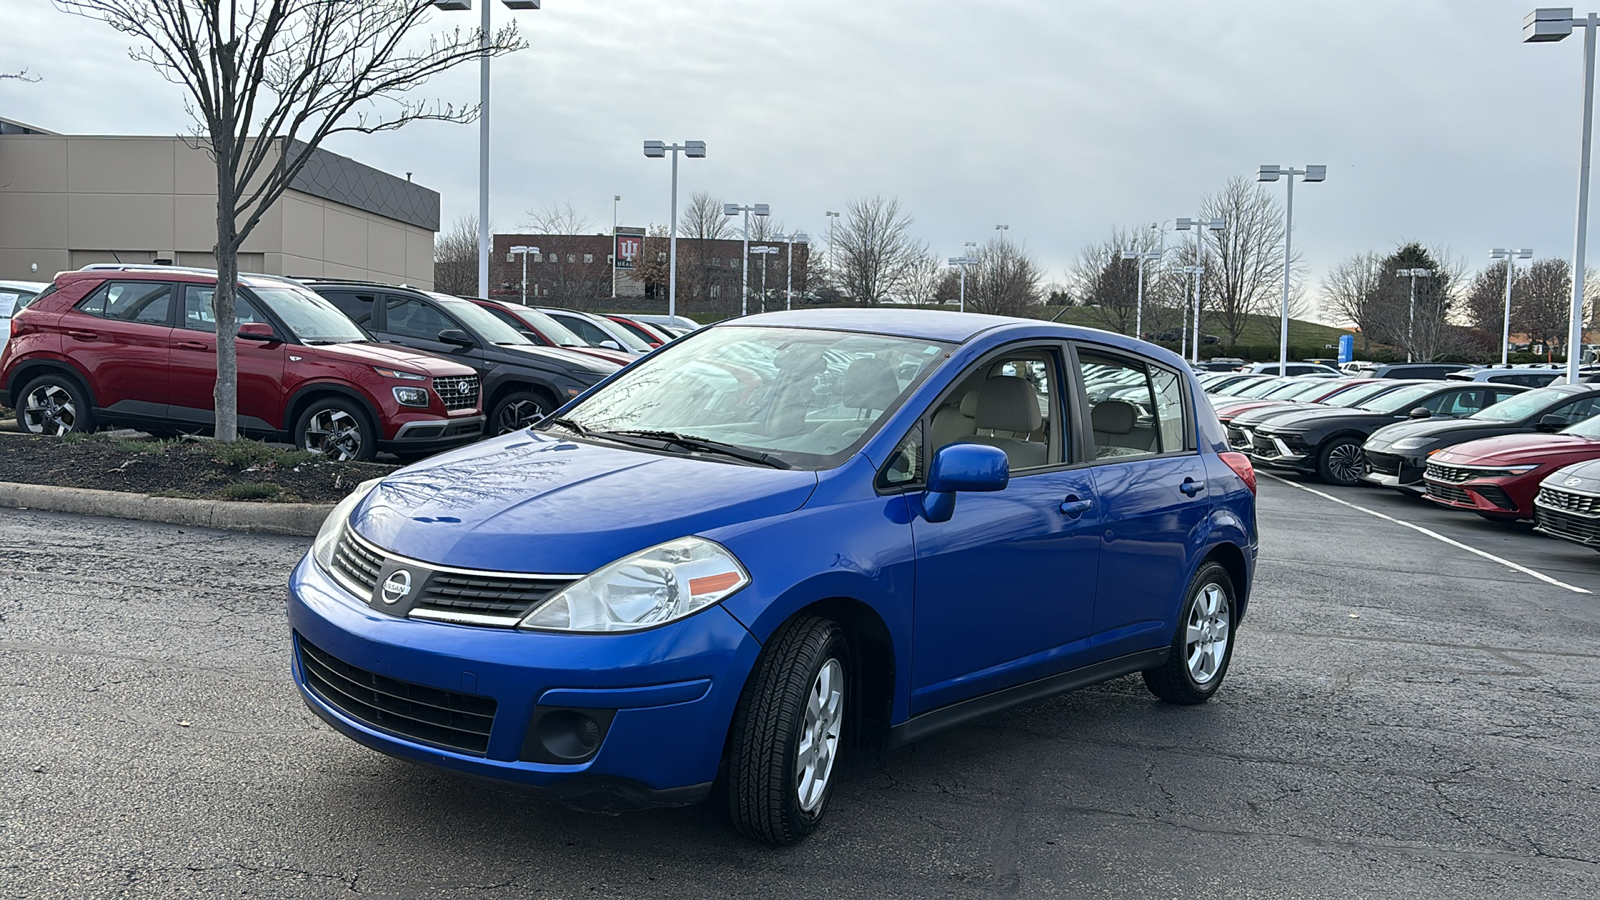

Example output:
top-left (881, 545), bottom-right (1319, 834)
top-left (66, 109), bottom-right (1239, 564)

top-left (1059, 496), bottom-right (1093, 517)
top-left (1180, 478), bottom-right (1206, 497)
top-left (176, 340), bottom-right (210, 351)
top-left (67, 330), bottom-right (98, 341)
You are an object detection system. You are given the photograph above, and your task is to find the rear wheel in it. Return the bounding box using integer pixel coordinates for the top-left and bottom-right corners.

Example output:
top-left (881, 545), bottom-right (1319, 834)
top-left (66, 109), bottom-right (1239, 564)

top-left (294, 398), bottom-right (375, 462)
top-left (1143, 562), bottom-right (1237, 705)
top-left (1316, 437), bottom-right (1365, 486)
top-left (17, 373), bottom-right (94, 436)
top-left (727, 617), bottom-right (848, 845)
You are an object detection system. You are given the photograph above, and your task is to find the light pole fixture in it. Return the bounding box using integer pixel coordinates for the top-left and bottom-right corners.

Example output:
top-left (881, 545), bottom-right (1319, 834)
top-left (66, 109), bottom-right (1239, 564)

top-left (1120, 249), bottom-right (1163, 339)
top-left (1490, 248), bottom-right (1536, 366)
top-left (948, 254), bottom-right (978, 312)
top-left (644, 140), bottom-right (707, 322)
top-left (751, 245), bottom-right (779, 313)
top-left (1176, 217), bottom-right (1225, 364)
top-left (1259, 164), bottom-right (1327, 373)
top-left (1526, 8), bottom-right (1597, 381)
top-left (725, 202), bottom-right (771, 315)
top-left (509, 244), bottom-right (538, 305)
top-left (432, 0), bottom-right (540, 300)
top-left (777, 232), bottom-right (809, 310)
top-left (1179, 264), bottom-right (1205, 360)
top-left (1396, 267), bottom-right (1435, 363)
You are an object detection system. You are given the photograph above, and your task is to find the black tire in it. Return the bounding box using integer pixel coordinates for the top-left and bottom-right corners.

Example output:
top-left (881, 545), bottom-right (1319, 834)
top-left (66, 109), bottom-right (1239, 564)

top-left (1142, 562), bottom-right (1237, 705)
top-left (16, 372), bottom-right (95, 436)
top-left (1316, 437), bottom-right (1365, 486)
top-left (294, 397), bottom-right (376, 462)
top-left (727, 617), bottom-right (849, 845)
top-left (490, 390), bottom-right (551, 436)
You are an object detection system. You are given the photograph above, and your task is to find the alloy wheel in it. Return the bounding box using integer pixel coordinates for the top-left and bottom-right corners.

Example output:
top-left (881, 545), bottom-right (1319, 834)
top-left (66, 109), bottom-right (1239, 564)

top-left (1326, 442), bottom-right (1364, 484)
top-left (795, 658), bottom-right (844, 813)
top-left (303, 408), bottom-right (363, 461)
top-left (496, 398), bottom-right (545, 435)
top-left (1185, 583), bottom-right (1231, 685)
top-left (23, 384), bottom-right (77, 436)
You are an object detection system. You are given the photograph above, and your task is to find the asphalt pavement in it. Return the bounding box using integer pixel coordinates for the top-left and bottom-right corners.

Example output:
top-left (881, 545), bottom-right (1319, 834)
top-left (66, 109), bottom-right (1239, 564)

top-left (2, 476), bottom-right (1599, 899)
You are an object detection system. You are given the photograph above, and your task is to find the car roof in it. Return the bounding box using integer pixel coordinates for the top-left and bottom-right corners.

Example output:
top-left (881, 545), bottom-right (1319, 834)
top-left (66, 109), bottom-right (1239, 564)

top-left (64, 265), bottom-right (301, 290)
top-left (732, 307), bottom-right (1166, 350)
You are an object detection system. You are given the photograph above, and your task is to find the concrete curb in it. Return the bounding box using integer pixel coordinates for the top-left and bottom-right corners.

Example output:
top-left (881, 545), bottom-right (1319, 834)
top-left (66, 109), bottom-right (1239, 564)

top-left (0, 481), bottom-right (333, 537)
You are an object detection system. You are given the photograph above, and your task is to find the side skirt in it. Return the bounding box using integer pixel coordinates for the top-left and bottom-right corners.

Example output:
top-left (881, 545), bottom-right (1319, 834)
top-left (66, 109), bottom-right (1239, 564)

top-left (886, 648), bottom-right (1169, 749)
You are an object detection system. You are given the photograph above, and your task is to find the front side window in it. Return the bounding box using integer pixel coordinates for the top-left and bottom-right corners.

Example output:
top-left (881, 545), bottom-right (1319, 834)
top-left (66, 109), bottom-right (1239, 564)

top-left (319, 290), bottom-right (376, 326)
top-left (382, 296), bottom-right (459, 342)
top-left (181, 285), bottom-right (268, 332)
top-left (927, 350), bottom-right (1061, 471)
top-left (76, 281), bottom-right (172, 325)
top-left (551, 326), bottom-right (949, 469)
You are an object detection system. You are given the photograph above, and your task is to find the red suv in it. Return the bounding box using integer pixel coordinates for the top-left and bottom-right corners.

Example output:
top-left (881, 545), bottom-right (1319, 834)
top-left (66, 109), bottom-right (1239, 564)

top-left (0, 266), bottom-right (485, 461)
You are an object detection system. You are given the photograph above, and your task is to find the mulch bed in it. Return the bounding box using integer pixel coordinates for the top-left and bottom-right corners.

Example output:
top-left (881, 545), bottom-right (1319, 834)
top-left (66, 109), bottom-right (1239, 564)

top-left (0, 419), bottom-right (395, 503)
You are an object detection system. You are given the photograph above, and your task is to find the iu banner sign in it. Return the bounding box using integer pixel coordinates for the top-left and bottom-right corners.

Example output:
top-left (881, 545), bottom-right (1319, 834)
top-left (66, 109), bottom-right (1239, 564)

top-left (614, 227), bottom-right (645, 270)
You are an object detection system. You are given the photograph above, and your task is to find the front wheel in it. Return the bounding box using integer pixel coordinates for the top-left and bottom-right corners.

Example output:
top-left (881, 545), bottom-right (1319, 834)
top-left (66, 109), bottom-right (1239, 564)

top-left (17, 373), bottom-right (94, 436)
top-left (1316, 437), bottom-right (1365, 486)
top-left (727, 617), bottom-right (848, 845)
top-left (294, 398), bottom-right (375, 462)
top-left (490, 390), bottom-right (551, 435)
top-left (1143, 562), bottom-right (1237, 705)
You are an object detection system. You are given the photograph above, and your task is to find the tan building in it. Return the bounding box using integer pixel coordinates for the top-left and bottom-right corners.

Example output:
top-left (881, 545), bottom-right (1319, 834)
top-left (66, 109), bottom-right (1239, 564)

top-left (0, 118), bottom-right (438, 287)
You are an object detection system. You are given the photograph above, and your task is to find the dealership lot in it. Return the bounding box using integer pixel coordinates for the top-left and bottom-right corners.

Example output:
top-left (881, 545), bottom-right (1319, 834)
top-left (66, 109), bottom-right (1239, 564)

top-left (3, 478), bottom-right (1599, 899)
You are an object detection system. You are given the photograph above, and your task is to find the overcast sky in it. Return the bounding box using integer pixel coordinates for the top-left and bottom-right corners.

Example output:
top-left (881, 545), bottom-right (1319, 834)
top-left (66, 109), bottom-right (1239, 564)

top-left (0, 0), bottom-right (1592, 318)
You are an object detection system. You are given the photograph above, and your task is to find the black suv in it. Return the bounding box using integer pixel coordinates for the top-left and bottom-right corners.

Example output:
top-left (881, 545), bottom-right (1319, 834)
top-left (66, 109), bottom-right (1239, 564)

top-left (303, 280), bottom-right (621, 434)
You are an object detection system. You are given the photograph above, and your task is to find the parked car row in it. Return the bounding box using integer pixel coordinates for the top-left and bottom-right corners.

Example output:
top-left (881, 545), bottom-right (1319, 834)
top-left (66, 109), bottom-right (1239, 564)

top-left (0, 263), bottom-right (700, 461)
top-left (1199, 371), bottom-right (1600, 554)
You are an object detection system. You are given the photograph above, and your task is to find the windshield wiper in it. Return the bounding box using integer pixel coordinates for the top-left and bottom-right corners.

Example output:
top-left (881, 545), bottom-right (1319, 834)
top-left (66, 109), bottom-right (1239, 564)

top-left (596, 429), bottom-right (792, 469)
top-left (541, 416), bottom-right (589, 436)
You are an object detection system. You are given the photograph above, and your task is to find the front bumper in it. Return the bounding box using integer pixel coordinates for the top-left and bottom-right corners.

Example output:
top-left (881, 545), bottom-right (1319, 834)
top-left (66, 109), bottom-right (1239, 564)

top-left (1422, 477), bottom-right (1526, 519)
top-left (379, 415), bottom-right (486, 454)
top-left (1249, 431), bottom-right (1313, 472)
top-left (287, 553), bottom-right (761, 810)
top-left (1361, 449), bottom-right (1426, 491)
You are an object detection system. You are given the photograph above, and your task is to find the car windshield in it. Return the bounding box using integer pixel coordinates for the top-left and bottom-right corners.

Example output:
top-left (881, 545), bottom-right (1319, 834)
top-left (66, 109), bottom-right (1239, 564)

top-left (1564, 414), bottom-right (1600, 438)
top-left (1359, 384), bottom-right (1439, 414)
top-left (550, 325), bottom-right (950, 468)
top-left (1211, 377), bottom-right (1264, 396)
top-left (248, 286), bottom-right (367, 343)
top-left (431, 295), bottom-right (532, 345)
top-left (512, 306), bottom-right (586, 346)
top-left (1322, 381), bottom-right (1399, 408)
top-left (1471, 387), bottom-right (1572, 423)
top-left (1234, 378), bottom-right (1295, 398)
top-left (1275, 380), bottom-right (1335, 400)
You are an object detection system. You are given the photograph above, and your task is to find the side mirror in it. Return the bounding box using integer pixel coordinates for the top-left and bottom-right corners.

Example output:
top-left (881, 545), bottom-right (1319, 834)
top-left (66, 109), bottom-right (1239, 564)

top-left (521, 330), bottom-right (547, 345)
top-left (1408, 407), bottom-right (1432, 419)
top-left (238, 322), bottom-right (275, 341)
top-left (921, 443), bottom-right (1010, 523)
top-left (437, 328), bottom-right (475, 348)
top-left (1537, 414), bottom-right (1567, 432)
top-left (599, 339), bottom-right (623, 351)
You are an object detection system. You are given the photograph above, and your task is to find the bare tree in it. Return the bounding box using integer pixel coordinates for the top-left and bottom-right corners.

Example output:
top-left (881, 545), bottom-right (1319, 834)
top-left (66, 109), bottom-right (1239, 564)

top-left (1200, 176), bottom-right (1289, 347)
top-left (1321, 252), bottom-right (1387, 352)
top-left (1, 69), bottom-right (40, 82)
top-left (1514, 258), bottom-right (1572, 348)
top-left (833, 196), bottom-right (929, 306)
top-left (523, 200), bottom-right (594, 236)
top-left (898, 251), bottom-right (945, 305)
top-left (433, 214), bottom-right (478, 297)
top-left (57, 0), bottom-right (523, 442)
top-left (1067, 224), bottom-right (1163, 336)
top-left (965, 236), bottom-right (1043, 316)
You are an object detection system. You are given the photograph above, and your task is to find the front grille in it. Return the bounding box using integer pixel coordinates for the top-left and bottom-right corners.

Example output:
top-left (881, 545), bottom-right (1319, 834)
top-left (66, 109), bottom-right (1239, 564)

top-left (432, 375), bottom-right (481, 412)
top-left (1251, 432), bottom-right (1280, 459)
top-left (328, 525), bottom-right (577, 627)
top-left (1425, 462), bottom-right (1472, 484)
top-left (1537, 505), bottom-right (1600, 546)
top-left (1227, 426), bottom-right (1252, 450)
top-left (1537, 485), bottom-right (1600, 516)
top-left (1427, 481), bottom-right (1472, 505)
top-left (295, 633), bottom-right (496, 756)
top-left (1365, 452), bottom-right (1402, 476)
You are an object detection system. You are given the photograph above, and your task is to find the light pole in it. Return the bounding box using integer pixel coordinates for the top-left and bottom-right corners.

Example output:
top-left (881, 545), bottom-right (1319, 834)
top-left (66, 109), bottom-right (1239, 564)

top-left (1179, 264), bottom-right (1204, 361)
top-left (1491, 248), bottom-right (1535, 365)
top-left (825, 211), bottom-right (840, 272)
top-left (508, 245), bottom-right (538, 305)
top-left (948, 254), bottom-right (978, 312)
top-left (1526, 8), bottom-right (1598, 381)
top-left (777, 232), bottom-right (809, 310)
top-left (1176, 217), bottom-right (1225, 364)
top-left (1396, 267), bottom-right (1435, 363)
top-left (1120, 249), bottom-right (1162, 339)
top-left (432, 0), bottom-right (541, 300)
top-left (611, 194), bottom-right (620, 299)
top-left (725, 202), bottom-right (771, 315)
top-left (751, 246), bottom-right (778, 312)
top-left (644, 140), bottom-right (707, 322)
top-left (1258, 165), bottom-right (1327, 373)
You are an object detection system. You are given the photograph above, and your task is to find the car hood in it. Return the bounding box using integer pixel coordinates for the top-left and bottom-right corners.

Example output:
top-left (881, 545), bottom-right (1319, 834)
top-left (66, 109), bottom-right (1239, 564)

top-left (1431, 434), bottom-right (1600, 467)
top-left (351, 431), bottom-right (821, 573)
top-left (1545, 459), bottom-right (1600, 492)
top-left (501, 343), bottom-right (620, 376)
top-left (310, 341), bottom-right (477, 377)
top-left (560, 344), bottom-right (636, 366)
top-left (1258, 406), bottom-right (1396, 432)
top-left (1365, 418), bottom-right (1526, 449)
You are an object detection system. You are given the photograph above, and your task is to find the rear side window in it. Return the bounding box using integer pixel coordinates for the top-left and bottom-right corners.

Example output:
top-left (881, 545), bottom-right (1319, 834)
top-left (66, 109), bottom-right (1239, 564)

top-left (76, 281), bottom-right (172, 326)
top-left (1078, 352), bottom-right (1167, 460)
top-left (320, 291), bottom-right (376, 326)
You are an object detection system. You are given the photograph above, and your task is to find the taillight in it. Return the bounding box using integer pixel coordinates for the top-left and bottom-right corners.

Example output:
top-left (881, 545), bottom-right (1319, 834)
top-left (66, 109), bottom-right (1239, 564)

top-left (1219, 451), bottom-right (1257, 495)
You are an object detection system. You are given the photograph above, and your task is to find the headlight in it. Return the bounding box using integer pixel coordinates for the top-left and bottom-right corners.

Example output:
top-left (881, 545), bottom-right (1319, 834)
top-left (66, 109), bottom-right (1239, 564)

top-left (520, 537), bottom-right (749, 633)
top-left (392, 386), bottom-right (430, 407)
top-left (1390, 437), bottom-right (1436, 451)
top-left (311, 478), bottom-right (383, 574)
top-left (374, 367), bottom-right (426, 380)
top-left (1478, 464), bottom-right (1541, 477)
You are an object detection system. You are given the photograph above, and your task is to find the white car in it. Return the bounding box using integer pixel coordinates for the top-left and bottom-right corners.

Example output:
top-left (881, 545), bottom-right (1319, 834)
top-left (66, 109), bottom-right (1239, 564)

top-left (0, 280), bottom-right (50, 349)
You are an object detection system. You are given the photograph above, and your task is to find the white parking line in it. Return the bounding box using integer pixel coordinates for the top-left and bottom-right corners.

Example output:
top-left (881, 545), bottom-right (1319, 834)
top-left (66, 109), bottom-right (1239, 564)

top-left (1261, 472), bottom-right (1591, 595)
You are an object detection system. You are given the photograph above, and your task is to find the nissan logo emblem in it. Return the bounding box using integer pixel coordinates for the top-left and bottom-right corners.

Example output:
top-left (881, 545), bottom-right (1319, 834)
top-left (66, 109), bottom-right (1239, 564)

top-left (379, 570), bottom-right (412, 605)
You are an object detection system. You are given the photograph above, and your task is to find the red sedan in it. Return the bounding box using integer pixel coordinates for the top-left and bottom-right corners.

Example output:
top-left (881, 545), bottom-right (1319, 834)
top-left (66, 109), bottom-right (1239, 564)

top-left (1422, 415), bottom-right (1600, 520)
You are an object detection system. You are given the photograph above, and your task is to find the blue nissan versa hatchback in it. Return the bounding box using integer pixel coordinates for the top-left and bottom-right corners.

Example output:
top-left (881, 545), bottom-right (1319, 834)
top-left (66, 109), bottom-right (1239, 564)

top-left (288, 309), bottom-right (1258, 844)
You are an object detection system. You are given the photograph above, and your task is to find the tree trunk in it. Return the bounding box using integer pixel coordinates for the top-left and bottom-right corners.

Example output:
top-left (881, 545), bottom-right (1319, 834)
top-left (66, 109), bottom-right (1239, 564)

top-left (214, 169), bottom-right (240, 443)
